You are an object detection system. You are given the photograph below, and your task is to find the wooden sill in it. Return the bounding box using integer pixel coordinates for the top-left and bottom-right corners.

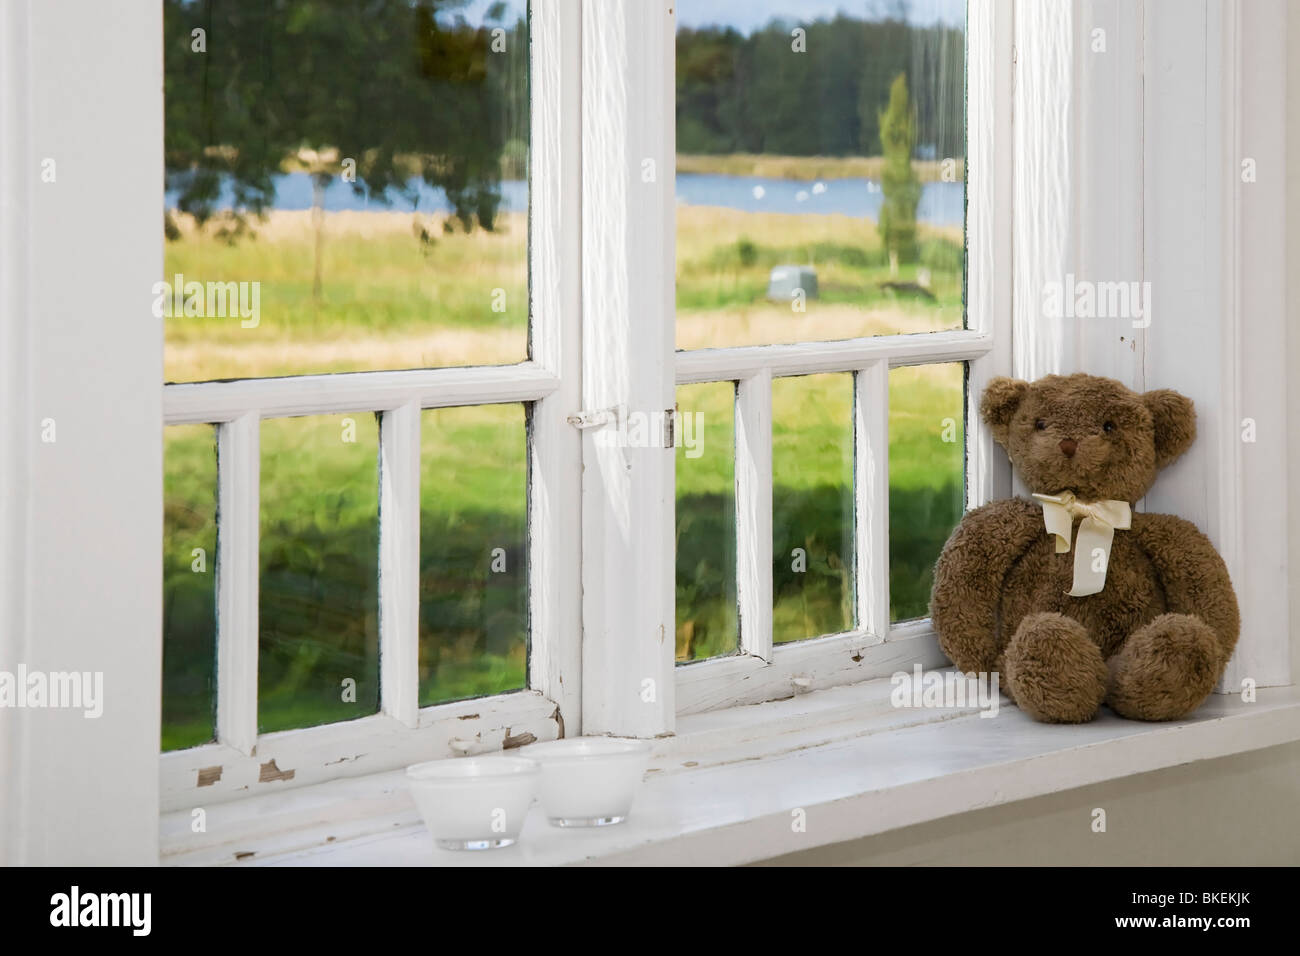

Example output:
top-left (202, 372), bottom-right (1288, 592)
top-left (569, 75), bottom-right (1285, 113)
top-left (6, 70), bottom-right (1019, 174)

top-left (161, 677), bottom-right (1300, 867)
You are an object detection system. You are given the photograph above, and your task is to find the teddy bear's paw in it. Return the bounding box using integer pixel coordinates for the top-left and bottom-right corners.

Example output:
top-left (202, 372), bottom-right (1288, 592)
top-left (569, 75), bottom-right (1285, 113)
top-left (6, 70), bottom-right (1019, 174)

top-left (1106, 613), bottom-right (1221, 721)
top-left (1003, 612), bottom-right (1108, 723)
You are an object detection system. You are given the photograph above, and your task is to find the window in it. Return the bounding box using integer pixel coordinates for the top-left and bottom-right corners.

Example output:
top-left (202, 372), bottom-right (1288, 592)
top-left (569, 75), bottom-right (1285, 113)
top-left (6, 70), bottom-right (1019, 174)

top-left (159, 0), bottom-right (1006, 805)
top-left (159, 0), bottom-right (581, 808)
top-left (671, 0), bottom-right (1004, 714)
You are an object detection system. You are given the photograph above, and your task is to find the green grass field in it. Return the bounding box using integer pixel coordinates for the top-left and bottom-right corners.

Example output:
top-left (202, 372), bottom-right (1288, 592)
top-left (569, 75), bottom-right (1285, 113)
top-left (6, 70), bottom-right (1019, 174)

top-left (161, 200), bottom-right (965, 751)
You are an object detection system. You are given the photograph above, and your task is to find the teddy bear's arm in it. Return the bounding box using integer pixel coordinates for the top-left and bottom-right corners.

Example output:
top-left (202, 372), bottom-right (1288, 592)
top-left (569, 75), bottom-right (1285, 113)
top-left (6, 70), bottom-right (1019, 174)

top-left (930, 497), bottom-right (1046, 673)
top-left (1130, 513), bottom-right (1241, 667)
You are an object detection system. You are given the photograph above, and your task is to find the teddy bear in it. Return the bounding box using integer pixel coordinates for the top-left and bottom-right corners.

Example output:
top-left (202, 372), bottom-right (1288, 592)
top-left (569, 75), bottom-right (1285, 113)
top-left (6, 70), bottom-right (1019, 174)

top-left (930, 373), bottom-right (1240, 723)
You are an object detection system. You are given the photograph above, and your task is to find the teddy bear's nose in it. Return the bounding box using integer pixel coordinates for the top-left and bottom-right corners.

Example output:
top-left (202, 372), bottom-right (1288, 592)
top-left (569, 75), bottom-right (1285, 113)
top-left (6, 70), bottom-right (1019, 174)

top-left (1059, 438), bottom-right (1078, 458)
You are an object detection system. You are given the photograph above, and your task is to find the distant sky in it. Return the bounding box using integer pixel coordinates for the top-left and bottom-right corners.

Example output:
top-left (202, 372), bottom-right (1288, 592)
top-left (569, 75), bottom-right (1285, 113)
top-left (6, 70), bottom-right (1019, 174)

top-left (447, 0), bottom-right (964, 32)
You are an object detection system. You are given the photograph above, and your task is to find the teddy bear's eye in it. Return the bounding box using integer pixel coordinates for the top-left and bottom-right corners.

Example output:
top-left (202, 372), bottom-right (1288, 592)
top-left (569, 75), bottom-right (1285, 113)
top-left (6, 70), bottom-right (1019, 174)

top-left (1103, 421), bottom-right (1116, 434)
top-left (1034, 419), bottom-right (1047, 431)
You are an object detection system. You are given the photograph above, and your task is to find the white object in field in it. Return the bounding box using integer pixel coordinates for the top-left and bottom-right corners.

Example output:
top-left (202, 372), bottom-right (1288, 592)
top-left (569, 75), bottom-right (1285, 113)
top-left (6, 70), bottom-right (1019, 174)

top-left (767, 265), bottom-right (818, 301)
top-left (917, 266), bottom-right (932, 288)
top-left (406, 756), bottom-right (540, 851)
top-left (521, 737), bottom-right (653, 827)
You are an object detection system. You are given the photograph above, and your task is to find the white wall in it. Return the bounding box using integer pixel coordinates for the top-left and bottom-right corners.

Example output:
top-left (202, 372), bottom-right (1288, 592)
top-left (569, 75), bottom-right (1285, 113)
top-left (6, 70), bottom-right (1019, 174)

top-left (0, 0), bottom-right (163, 865)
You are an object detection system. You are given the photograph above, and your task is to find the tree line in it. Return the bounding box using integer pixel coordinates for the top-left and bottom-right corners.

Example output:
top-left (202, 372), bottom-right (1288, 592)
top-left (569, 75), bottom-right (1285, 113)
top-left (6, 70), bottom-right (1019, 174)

top-left (676, 14), bottom-right (965, 160)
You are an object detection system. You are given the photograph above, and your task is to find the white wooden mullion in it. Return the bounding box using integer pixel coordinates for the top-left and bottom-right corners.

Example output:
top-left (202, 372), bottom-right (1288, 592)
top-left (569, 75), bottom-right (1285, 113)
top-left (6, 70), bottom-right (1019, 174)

top-left (216, 412), bottom-right (260, 755)
top-left (964, 0), bottom-right (1014, 509)
top-left (735, 370), bottom-right (773, 662)
top-left (854, 361), bottom-right (890, 643)
top-left (526, 0), bottom-right (584, 731)
top-left (580, 0), bottom-right (676, 736)
top-left (378, 402), bottom-right (420, 728)
top-left (675, 329), bottom-right (992, 385)
top-left (164, 361), bottom-right (560, 426)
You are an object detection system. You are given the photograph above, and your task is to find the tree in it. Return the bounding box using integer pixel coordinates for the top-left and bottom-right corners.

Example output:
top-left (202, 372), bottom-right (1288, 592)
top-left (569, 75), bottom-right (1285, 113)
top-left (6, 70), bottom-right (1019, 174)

top-left (877, 72), bottom-right (921, 266)
top-left (163, 0), bottom-right (523, 300)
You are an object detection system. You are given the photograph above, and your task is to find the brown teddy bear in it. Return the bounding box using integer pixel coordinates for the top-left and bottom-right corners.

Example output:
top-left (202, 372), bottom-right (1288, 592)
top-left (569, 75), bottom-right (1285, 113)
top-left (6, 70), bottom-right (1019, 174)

top-left (930, 373), bottom-right (1240, 723)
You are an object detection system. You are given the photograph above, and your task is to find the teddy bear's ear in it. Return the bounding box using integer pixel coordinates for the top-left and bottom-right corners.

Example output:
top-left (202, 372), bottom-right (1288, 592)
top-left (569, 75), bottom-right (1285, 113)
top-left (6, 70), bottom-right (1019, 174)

top-left (1143, 388), bottom-right (1196, 468)
top-left (980, 377), bottom-right (1029, 447)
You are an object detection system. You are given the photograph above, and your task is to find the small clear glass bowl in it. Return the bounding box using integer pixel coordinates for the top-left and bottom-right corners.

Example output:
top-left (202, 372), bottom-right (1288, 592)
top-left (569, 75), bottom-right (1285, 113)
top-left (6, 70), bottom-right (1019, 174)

top-left (406, 756), bottom-right (540, 851)
top-left (519, 737), bottom-right (654, 828)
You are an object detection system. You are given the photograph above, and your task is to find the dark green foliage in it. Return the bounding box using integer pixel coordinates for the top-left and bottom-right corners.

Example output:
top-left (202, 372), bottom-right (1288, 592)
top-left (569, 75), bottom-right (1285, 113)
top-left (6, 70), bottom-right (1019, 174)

top-left (889, 476), bottom-right (964, 621)
top-left (878, 73), bottom-right (922, 263)
top-left (163, 0), bottom-right (527, 236)
top-left (676, 15), bottom-right (964, 160)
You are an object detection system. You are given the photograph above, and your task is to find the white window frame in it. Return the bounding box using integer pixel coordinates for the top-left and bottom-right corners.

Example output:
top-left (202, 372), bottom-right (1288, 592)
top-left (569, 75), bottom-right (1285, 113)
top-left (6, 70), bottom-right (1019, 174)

top-left (158, 0), bottom-right (584, 810)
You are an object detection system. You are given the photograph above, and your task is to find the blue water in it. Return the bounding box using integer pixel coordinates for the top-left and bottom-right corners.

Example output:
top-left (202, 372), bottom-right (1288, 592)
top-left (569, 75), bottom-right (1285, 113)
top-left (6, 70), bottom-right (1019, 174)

top-left (167, 170), bottom-right (963, 226)
top-left (677, 173), bottom-right (963, 227)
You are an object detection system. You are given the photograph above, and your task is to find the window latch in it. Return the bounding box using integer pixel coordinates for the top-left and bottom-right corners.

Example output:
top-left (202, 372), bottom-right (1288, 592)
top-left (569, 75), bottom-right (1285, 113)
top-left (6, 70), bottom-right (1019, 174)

top-left (566, 404), bottom-right (622, 430)
top-left (567, 404), bottom-right (678, 450)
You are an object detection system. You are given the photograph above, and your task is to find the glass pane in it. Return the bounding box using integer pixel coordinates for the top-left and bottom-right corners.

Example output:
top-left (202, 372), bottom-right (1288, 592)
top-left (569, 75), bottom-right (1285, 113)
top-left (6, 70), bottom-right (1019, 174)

top-left (419, 404), bottom-right (527, 706)
top-left (675, 2), bottom-right (966, 350)
top-left (772, 374), bottom-right (853, 643)
top-left (163, 0), bottom-right (530, 382)
top-left (162, 425), bottom-right (218, 751)
top-left (675, 382), bottom-right (737, 662)
top-left (889, 362), bottom-right (965, 622)
top-left (259, 414), bottom-right (380, 733)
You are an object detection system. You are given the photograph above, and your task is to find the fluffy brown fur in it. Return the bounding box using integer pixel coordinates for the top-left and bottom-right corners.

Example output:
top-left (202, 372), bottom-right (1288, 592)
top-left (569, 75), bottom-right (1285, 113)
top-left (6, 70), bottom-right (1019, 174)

top-left (930, 373), bottom-right (1240, 723)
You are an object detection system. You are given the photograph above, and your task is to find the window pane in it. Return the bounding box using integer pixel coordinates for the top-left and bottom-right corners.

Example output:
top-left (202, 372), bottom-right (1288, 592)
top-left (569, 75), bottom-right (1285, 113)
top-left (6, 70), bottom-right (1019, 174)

top-left (675, 2), bottom-right (966, 350)
top-left (420, 404), bottom-right (527, 706)
top-left (889, 362), bottom-right (965, 622)
top-left (676, 382), bottom-right (737, 662)
top-left (162, 425), bottom-right (218, 751)
top-left (772, 374), bottom-right (853, 643)
top-left (259, 414), bottom-right (380, 733)
top-left (163, 0), bottom-right (530, 382)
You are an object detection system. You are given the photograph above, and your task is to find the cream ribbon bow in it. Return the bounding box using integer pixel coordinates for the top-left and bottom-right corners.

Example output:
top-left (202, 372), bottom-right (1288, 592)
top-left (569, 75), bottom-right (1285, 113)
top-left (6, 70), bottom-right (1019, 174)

top-left (1031, 491), bottom-right (1132, 597)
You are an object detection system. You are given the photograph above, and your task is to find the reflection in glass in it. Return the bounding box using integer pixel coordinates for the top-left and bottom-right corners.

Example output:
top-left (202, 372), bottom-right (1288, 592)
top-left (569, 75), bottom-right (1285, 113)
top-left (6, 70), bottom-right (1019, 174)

top-left (162, 425), bottom-right (218, 751)
top-left (675, 1), bottom-right (966, 350)
top-left (675, 382), bottom-right (738, 662)
top-left (889, 362), bottom-right (965, 621)
top-left (259, 414), bottom-right (380, 733)
top-left (772, 373), bottom-right (854, 643)
top-left (419, 404), bottom-right (528, 706)
top-left (163, 0), bottom-right (530, 382)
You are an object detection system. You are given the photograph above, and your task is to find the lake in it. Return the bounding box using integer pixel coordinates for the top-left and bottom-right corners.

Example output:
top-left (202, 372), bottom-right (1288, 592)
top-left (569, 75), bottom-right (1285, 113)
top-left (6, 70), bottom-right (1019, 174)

top-left (167, 171), bottom-right (964, 227)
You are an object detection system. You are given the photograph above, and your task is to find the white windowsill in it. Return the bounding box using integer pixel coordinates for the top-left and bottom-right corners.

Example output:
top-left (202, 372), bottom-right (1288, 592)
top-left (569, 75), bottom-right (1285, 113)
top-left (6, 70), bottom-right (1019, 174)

top-left (161, 675), bottom-right (1300, 867)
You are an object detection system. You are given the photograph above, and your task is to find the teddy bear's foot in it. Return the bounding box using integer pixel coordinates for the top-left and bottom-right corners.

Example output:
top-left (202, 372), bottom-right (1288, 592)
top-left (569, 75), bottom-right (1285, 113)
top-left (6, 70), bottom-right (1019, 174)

top-left (1003, 612), bottom-right (1108, 723)
top-left (1106, 613), bottom-right (1221, 721)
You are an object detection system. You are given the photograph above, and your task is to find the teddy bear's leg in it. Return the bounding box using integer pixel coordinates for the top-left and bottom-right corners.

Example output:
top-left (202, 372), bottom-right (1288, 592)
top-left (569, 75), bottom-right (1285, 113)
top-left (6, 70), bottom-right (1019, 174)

top-left (1002, 612), bottom-right (1108, 723)
top-left (1106, 613), bottom-right (1221, 721)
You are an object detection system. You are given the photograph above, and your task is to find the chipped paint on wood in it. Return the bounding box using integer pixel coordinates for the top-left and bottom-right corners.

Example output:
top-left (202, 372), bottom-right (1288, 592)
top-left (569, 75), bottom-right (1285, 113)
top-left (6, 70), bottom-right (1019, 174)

top-left (197, 766), bottom-right (223, 787)
top-left (161, 690), bottom-right (563, 812)
top-left (502, 731), bottom-right (538, 750)
top-left (258, 759), bottom-right (295, 784)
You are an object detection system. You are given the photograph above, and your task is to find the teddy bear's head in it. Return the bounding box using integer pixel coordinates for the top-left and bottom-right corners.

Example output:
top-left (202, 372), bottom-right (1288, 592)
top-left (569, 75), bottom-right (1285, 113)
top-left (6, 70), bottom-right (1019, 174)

top-left (981, 373), bottom-right (1196, 503)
